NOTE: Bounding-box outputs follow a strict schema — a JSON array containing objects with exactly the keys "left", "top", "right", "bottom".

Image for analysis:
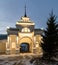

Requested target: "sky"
[{"left": 0, "top": 0, "right": 58, "bottom": 34}]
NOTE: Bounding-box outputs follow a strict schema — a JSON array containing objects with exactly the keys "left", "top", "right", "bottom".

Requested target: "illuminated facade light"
[
  {"left": 22, "top": 27, "right": 30, "bottom": 32},
  {"left": 36, "top": 44, "right": 39, "bottom": 47}
]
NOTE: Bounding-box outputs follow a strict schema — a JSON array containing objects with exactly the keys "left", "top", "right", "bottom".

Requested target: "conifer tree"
[{"left": 42, "top": 11, "right": 58, "bottom": 59}]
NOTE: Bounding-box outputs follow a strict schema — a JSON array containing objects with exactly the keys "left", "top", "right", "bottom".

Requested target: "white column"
[
  {"left": 16, "top": 36, "right": 19, "bottom": 49},
  {"left": 34, "top": 37, "right": 36, "bottom": 43},
  {"left": 16, "top": 36, "right": 19, "bottom": 54},
  {"left": 6, "top": 36, "right": 10, "bottom": 54},
  {"left": 8, "top": 36, "right": 11, "bottom": 43},
  {"left": 7, "top": 36, "right": 10, "bottom": 48},
  {"left": 34, "top": 37, "right": 36, "bottom": 47}
]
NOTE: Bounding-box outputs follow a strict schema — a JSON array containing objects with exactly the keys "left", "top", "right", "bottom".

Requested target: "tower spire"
[{"left": 24, "top": 4, "right": 27, "bottom": 17}]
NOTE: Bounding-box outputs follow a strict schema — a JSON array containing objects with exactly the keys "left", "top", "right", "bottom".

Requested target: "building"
[
  {"left": 0, "top": 6, "right": 42, "bottom": 56},
  {"left": 6, "top": 13, "right": 43, "bottom": 56}
]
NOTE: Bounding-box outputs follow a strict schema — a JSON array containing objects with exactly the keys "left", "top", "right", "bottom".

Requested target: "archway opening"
[{"left": 20, "top": 43, "right": 29, "bottom": 53}]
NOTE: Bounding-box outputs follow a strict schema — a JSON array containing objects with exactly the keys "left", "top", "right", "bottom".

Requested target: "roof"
[
  {"left": 7, "top": 28, "right": 19, "bottom": 31},
  {"left": 34, "top": 29, "right": 44, "bottom": 35},
  {"left": 7, "top": 28, "right": 19, "bottom": 35}
]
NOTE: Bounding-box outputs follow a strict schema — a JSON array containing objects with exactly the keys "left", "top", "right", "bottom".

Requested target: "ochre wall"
[
  {"left": 36, "top": 35, "right": 43, "bottom": 44},
  {"left": 9, "top": 35, "right": 17, "bottom": 42},
  {"left": 0, "top": 40, "right": 6, "bottom": 54}
]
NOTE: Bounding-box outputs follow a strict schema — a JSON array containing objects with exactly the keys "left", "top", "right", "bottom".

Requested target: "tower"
[{"left": 16, "top": 5, "right": 35, "bottom": 53}]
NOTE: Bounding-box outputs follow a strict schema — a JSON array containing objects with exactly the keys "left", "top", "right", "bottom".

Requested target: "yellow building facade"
[
  {"left": 6, "top": 12, "right": 43, "bottom": 56},
  {"left": 0, "top": 40, "right": 6, "bottom": 54}
]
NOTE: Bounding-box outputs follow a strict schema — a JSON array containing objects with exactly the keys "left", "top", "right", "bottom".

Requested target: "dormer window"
[{"left": 21, "top": 27, "right": 30, "bottom": 32}]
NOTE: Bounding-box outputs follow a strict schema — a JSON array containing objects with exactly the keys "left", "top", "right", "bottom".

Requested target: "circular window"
[{"left": 21, "top": 27, "right": 30, "bottom": 32}]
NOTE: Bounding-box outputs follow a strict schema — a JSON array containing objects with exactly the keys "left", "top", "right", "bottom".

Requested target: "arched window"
[{"left": 21, "top": 27, "right": 30, "bottom": 32}]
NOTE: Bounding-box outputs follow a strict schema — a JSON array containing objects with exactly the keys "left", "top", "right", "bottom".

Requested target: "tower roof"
[
  {"left": 24, "top": 4, "right": 27, "bottom": 17},
  {"left": 16, "top": 4, "right": 35, "bottom": 25}
]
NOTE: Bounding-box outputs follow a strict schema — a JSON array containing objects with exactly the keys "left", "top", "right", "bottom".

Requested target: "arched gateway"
[
  {"left": 20, "top": 43, "right": 29, "bottom": 53},
  {"left": 19, "top": 37, "right": 33, "bottom": 53}
]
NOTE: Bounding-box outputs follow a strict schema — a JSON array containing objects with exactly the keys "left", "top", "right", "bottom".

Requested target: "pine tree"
[{"left": 42, "top": 11, "right": 58, "bottom": 59}]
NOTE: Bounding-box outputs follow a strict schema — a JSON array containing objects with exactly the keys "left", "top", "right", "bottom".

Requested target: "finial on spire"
[{"left": 24, "top": 4, "right": 27, "bottom": 17}]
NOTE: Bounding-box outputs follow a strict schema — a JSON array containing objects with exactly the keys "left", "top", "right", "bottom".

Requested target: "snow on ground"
[
  {"left": 0, "top": 54, "right": 34, "bottom": 65},
  {"left": 0, "top": 54, "right": 58, "bottom": 65}
]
